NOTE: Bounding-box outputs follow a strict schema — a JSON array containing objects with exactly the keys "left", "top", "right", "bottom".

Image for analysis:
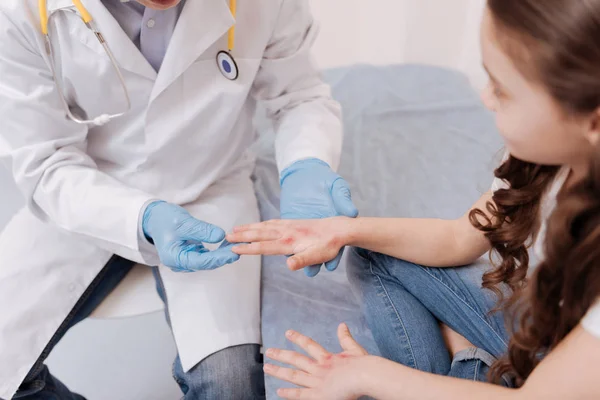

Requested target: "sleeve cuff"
[
  {"left": 137, "top": 198, "right": 162, "bottom": 266},
  {"left": 277, "top": 147, "right": 339, "bottom": 175}
]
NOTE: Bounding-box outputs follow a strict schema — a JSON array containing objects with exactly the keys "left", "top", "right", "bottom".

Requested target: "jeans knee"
[
  {"left": 346, "top": 247, "right": 401, "bottom": 281},
  {"left": 346, "top": 247, "right": 373, "bottom": 293},
  {"left": 347, "top": 248, "right": 427, "bottom": 296},
  {"left": 346, "top": 247, "right": 396, "bottom": 300},
  {"left": 176, "top": 344, "right": 265, "bottom": 400}
]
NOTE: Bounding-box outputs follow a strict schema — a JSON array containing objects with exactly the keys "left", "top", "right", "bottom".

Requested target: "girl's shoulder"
[{"left": 582, "top": 300, "right": 600, "bottom": 339}]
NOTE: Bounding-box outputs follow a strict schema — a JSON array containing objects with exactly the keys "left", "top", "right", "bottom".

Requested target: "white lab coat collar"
[
  {"left": 46, "top": 0, "right": 75, "bottom": 11},
  {"left": 46, "top": 0, "right": 234, "bottom": 102},
  {"left": 149, "top": 0, "right": 234, "bottom": 102},
  {"left": 46, "top": 0, "right": 157, "bottom": 80}
]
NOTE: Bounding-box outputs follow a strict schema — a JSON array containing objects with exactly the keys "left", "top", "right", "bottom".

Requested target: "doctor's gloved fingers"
[
  {"left": 162, "top": 243, "right": 205, "bottom": 272},
  {"left": 217, "top": 239, "right": 236, "bottom": 251},
  {"left": 324, "top": 248, "right": 344, "bottom": 272},
  {"left": 175, "top": 246, "right": 239, "bottom": 271},
  {"left": 182, "top": 252, "right": 239, "bottom": 271},
  {"left": 179, "top": 219, "right": 226, "bottom": 244},
  {"left": 212, "top": 239, "right": 248, "bottom": 256},
  {"left": 304, "top": 265, "right": 322, "bottom": 277},
  {"left": 331, "top": 179, "right": 358, "bottom": 218},
  {"left": 207, "top": 246, "right": 242, "bottom": 266}
]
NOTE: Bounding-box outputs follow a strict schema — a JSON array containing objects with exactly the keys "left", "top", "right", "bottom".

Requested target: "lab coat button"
[{"left": 147, "top": 19, "right": 156, "bottom": 28}]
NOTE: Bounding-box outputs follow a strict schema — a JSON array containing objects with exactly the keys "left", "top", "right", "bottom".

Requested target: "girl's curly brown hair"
[{"left": 469, "top": 0, "right": 600, "bottom": 387}]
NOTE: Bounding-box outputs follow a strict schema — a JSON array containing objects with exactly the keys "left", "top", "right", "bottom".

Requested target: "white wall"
[{"left": 309, "top": 0, "right": 487, "bottom": 88}]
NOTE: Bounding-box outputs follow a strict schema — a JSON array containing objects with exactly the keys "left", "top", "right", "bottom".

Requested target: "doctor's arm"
[
  {"left": 251, "top": 0, "right": 357, "bottom": 276},
  {"left": 251, "top": 0, "right": 342, "bottom": 173},
  {"left": 0, "top": 11, "right": 156, "bottom": 264},
  {"left": 0, "top": 10, "right": 236, "bottom": 271}
]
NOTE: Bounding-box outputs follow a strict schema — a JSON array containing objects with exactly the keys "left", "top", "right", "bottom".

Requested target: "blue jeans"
[
  {"left": 346, "top": 248, "right": 511, "bottom": 385},
  {"left": 13, "top": 256, "right": 266, "bottom": 400}
]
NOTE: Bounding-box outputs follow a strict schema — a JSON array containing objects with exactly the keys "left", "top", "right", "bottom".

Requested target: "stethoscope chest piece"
[{"left": 216, "top": 51, "right": 239, "bottom": 81}]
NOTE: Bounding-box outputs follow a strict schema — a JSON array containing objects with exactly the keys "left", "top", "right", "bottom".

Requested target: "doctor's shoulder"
[{"left": 0, "top": 0, "right": 47, "bottom": 55}]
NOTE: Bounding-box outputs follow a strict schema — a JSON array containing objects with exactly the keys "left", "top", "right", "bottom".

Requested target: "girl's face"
[{"left": 479, "top": 9, "right": 596, "bottom": 173}]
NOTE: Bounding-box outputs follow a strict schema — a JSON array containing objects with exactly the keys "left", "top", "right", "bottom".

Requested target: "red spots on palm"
[
  {"left": 281, "top": 237, "right": 294, "bottom": 245},
  {"left": 321, "top": 354, "right": 334, "bottom": 369},
  {"left": 296, "top": 227, "right": 312, "bottom": 236}
]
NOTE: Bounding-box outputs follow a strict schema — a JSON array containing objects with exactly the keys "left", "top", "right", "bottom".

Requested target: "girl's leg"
[
  {"left": 448, "top": 347, "right": 500, "bottom": 383},
  {"left": 347, "top": 248, "right": 510, "bottom": 383},
  {"left": 346, "top": 248, "right": 452, "bottom": 375}
]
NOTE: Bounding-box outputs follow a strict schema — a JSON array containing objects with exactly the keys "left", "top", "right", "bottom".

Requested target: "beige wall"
[{"left": 309, "top": 0, "right": 487, "bottom": 88}]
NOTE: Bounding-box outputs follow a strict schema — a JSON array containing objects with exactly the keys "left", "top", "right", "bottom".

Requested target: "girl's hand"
[
  {"left": 226, "top": 217, "right": 352, "bottom": 271},
  {"left": 264, "top": 323, "right": 371, "bottom": 400}
]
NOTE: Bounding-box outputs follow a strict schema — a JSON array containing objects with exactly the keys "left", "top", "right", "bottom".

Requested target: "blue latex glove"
[
  {"left": 142, "top": 201, "right": 239, "bottom": 272},
  {"left": 280, "top": 158, "right": 358, "bottom": 277}
]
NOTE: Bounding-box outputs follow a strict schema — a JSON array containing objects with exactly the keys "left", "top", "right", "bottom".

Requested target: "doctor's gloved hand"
[
  {"left": 279, "top": 158, "right": 358, "bottom": 277},
  {"left": 142, "top": 201, "right": 239, "bottom": 272}
]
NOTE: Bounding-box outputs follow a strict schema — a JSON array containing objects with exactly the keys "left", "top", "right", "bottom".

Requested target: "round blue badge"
[{"left": 216, "top": 51, "right": 239, "bottom": 80}]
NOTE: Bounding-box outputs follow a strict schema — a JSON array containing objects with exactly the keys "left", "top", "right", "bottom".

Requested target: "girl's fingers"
[
  {"left": 226, "top": 229, "right": 281, "bottom": 243},
  {"left": 277, "top": 388, "right": 315, "bottom": 400},
  {"left": 285, "top": 330, "right": 331, "bottom": 362},
  {"left": 337, "top": 323, "right": 368, "bottom": 355},
  {"left": 231, "top": 240, "right": 293, "bottom": 255},
  {"left": 232, "top": 219, "right": 281, "bottom": 233},
  {"left": 263, "top": 364, "right": 319, "bottom": 388},
  {"left": 265, "top": 348, "right": 319, "bottom": 374},
  {"left": 288, "top": 250, "right": 332, "bottom": 271},
  {"left": 232, "top": 223, "right": 262, "bottom": 233}
]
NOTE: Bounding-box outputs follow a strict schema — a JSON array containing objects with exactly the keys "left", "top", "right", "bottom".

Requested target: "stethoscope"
[
  {"left": 39, "top": 0, "right": 239, "bottom": 126},
  {"left": 218, "top": 0, "right": 239, "bottom": 81}
]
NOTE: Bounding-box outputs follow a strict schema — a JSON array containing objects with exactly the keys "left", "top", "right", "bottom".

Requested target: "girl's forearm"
[
  {"left": 359, "top": 356, "right": 521, "bottom": 400},
  {"left": 343, "top": 217, "right": 488, "bottom": 267}
]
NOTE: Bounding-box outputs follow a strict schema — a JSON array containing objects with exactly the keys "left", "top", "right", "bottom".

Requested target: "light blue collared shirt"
[{"left": 101, "top": 0, "right": 186, "bottom": 71}]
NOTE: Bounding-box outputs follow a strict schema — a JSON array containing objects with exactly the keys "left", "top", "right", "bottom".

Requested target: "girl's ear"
[{"left": 585, "top": 108, "right": 600, "bottom": 146}]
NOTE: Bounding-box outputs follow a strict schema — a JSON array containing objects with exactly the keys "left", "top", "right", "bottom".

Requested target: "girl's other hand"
[{"left": 264, "top": 323, "right": 371, "bottom": 400}]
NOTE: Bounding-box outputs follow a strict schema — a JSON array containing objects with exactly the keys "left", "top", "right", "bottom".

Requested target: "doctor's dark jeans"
[
  {"left": 346, "top": 247, "right": 513, "bottom": 386},
  {"left": 12, "top": 256, "right": 266, "bottom": 400}
]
